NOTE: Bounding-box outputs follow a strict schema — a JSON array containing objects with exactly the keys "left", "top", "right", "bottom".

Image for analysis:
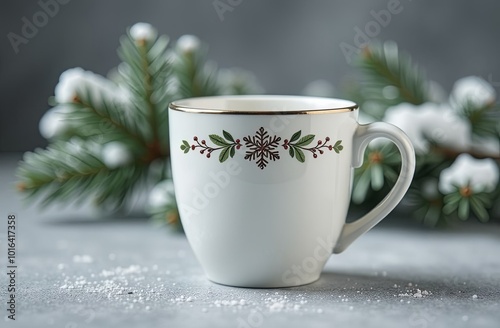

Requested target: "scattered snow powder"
[
  {"left": 269, "top": 302, "right": 285, "bottom": 312},
  {"left": 397, "top": 288, "right": 432, "bottom": 298}
]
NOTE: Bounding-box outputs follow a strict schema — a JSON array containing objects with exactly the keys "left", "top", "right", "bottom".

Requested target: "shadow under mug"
[{"left": 169, "top": 95, "right": 415, "bottom": 288}]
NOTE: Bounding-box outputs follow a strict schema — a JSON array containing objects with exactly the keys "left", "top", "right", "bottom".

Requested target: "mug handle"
[{"left": 333, "top": 122, "right": 416, "bottom": 254}]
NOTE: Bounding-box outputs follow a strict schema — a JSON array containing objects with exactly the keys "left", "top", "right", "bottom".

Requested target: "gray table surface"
[{"left": 0, "top": 154, "right": 499, "bottom": 328}]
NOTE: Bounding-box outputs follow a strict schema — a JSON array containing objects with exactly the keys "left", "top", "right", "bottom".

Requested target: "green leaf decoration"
[
  {"left": 295, "top": 134, "right": 315, "bottom": 147},
  {"left": 181, "top": 140, "right": 190, "bottom": 153},
  {"left": 185, "top": 130, "right": 344, "bottom": 166},
  {"left": 180, "top": 143, "right": 190, "bottom": 153},
  {"left": 209, "top": 134, "right": 230, "bottom": 147},
  {"left": 333, "top": 140, "right": 343, "bottom": 154},
  {"left": 290, "top": 131, "right": 301, "bottom": 143},
  {"left": 219, "top": 146, "right": 231, "bottom": 163},
  {"left": 223, "top": 130, "right": 234, "bottom": 142},
  {"left": 295, "top": 147, "right": 305, "bottom": 163}
]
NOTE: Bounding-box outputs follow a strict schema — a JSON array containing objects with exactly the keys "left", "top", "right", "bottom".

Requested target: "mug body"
[{"left": 169, "top": 95, "right": 359, "bottom": 287}]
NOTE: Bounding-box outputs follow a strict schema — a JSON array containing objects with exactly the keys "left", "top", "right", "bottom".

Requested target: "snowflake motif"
[
  {"left": 243, "top": 127, "right": 281, "bottom": 169},
  {"left": 181, "top": 128, "right": 343, "bottom": 169}
]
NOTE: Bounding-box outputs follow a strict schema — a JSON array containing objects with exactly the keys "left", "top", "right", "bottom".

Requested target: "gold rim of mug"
[{"left": 169, "top": 96, "right": 359, "bottom": 115}]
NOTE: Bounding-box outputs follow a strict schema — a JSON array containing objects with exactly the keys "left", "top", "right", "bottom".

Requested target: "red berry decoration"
[{"left": 183, "top": 131, "right": 344, "bottom": 167}]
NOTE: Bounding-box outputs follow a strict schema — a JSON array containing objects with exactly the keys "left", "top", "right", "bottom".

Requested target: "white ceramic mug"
[{"left": 169, "top": 95, "right": 415, "bottom": 288}]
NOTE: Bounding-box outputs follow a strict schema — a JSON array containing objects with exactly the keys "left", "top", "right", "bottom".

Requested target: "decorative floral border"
[{"left": 180, "top": 127, "right": 343, "bottom": 169}]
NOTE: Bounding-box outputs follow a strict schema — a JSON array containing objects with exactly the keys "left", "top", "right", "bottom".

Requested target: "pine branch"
[
  {"left": 458, "top": 101, "right": 500, "bottom": 139},
  {"left": 358, "top": 41, "right": 429, "bottom": 107},
  {"left": 492, "top": 182, "right": 500, "bottom": 221},
  {"left": 17, "top": 142, "right": 147, "bottom": 208},
  {"left": 17, "top": 26, "right": 175, "bottom": 211},
  {"left": 430, "top": 144, "right": 500, "bottom": 161},
  {"left": 407, "top": 188, "right": 445, "bottom": 227},
  {"left": 347, "top": 39, "right": 500, "bottom": 227},
  {"left": 66, "top": 90, "right": 147, "bottom": 151},
  {"left": 18, "top": 24, "right": 263, "bottom": 220},
  {"left": 174, "top": 44, "right": 220, "bottom": 98},
  {"left": 442, "top": 186, "right": 494, "bottom": 223},
  {"left": 352, "top": 143, "right": 400, "bottom": 204},
  {"left": 148, "top": 191, "right": 182, "bottom": 231},
  {"left": 118, "top": 33, "right": 172, "bottom": 158}
]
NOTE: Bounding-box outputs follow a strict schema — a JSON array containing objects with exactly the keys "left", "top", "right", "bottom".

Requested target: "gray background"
[{"left": 1, "top": 0, "right": 499, "bottom": 152}]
